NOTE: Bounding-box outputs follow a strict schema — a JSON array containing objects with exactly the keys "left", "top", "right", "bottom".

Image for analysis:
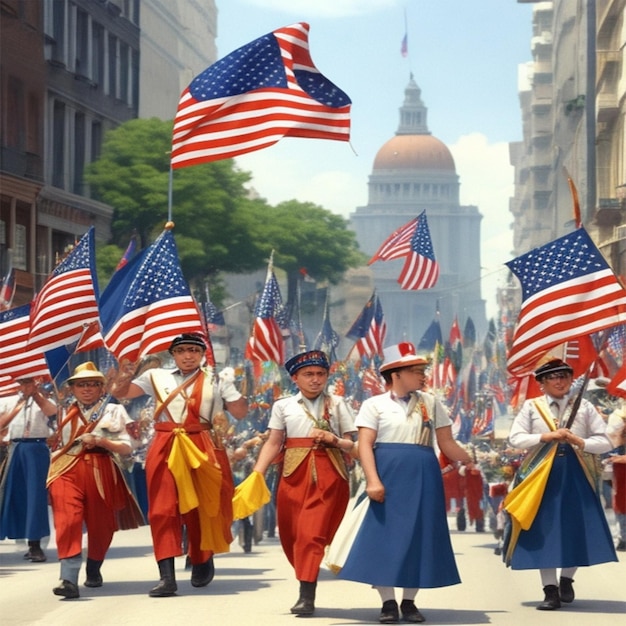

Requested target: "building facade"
[{"left": 350, "top": 76, "right": 486, "bottom": 347}]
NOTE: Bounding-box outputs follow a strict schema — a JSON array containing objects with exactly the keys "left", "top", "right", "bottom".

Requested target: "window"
[
  {"left": 75, "top": 9, "right": 89, "bottom": 77},
  {"left": 52, "top": 100, "right": 65, "bottom": 188},
  {"left": 108, "top": 34, "right": 117, "bottom": 97},
  {"left": 73, "top": 112, "right": 85, "bottom": 195},
  {"left": 13, "top": 224, "right": 27, "bottom": 271},
  {"left": 92, "top": 23, "right": 104, "bottom": 88}
]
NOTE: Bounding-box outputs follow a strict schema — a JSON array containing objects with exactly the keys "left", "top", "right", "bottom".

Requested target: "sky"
[{"left": 214, "top": 0, "right": 535, "bottom": 319}]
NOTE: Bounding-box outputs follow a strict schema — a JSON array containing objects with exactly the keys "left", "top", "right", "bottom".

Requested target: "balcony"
[{"left": 595, "top": 197, "right": 624, "bottom": 226}]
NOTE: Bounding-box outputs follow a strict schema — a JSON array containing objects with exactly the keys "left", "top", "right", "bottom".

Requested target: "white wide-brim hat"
[{"left": 380, "top": 342, "right": 429, "bottom": 373}]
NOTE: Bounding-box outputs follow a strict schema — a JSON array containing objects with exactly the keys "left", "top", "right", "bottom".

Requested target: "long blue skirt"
[
  {"left": 339, "top": 443, "right": 461, "bottom": 588},
  {"left": 0, "top": 441, "right": 50, "bottom": 540},
  {"left": 510, "top": 445, "right": 617, "bottom": 570}
]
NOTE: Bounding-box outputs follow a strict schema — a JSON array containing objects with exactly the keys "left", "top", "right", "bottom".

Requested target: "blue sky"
[{"left": 214, "top": 0, "right": 535, "bottom": 317}]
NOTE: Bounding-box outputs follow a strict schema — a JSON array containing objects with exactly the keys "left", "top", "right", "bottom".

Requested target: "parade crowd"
[{"left": 1, "top": 334, "right": 624, "bottom": 623}]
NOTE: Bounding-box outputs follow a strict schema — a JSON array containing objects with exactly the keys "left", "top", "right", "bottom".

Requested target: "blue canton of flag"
[
  {"left": 100, "top": 228, "right": 204, "bottom": 363},
  {"left": 505, "top": 227, "right": 626, "bottom": 375},
  {"left": 171, "top": 22, "right": 351, "bottom": 168}
]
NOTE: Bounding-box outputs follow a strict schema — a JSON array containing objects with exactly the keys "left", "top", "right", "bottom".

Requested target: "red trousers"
[
  {"left": 145, "top": 429, "right": 234, "bottom": 563},
  {"left": 277, "top": 441, "right": 349, "bottom": 582},
  {"left": 614, "top": 463, "right": 626, "bottom": 515},
  {"left": 49, "top": 452, "right": 122, "bottom": 560}
]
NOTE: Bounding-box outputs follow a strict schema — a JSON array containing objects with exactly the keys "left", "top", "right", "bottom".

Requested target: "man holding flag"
[
  {"left": 504, "top": 358, "right": 617, "bottom": 611},
  {"left": 112, "top": 332, "right": 247, "bottom": 597}
]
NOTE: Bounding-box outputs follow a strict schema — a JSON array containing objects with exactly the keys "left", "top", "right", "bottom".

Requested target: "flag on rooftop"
[
  {"left": 99, "top": 227, "right": 204, "bottom": 364},
  {"left": 401, "top": 33, "right": 408, "bottom": 58},
  {"left": 115, "top": 231, "right": 140, "bottom": 271},
  {"left": 369, "top": 212, "right": 439, "bottom": 290},
  {"left": 245, "top": 263, "right": 285, "bottom": 365},
  {"left": 505, "top": 227, "right": 626, "bottom": 375},
  {"left": 0, "top": 304, "right": 50, "bottom": 381},
  {"left": 28, "top": 228, "right": 99, "bottom": 352},
  {"left": 0, "top": 266, "right": 16, "bottom": 311},
  {"left": 171, "top": 22, "right": 351, "bottom": 168},
  {"left": 346, "top": 292, "right": 387, "bottom": 359}
]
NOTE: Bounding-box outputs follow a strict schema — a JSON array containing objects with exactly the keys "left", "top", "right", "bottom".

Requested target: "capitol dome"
[{"left": 373, "top": 134, "right": 456, "bottom": 172}]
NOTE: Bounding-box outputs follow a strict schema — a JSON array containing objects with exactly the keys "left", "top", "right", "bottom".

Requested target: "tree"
[
  {"left": 247, "top": 200, "right": 366, "bottom": 310},
  {"left": 85, "top": 118, "right": 267, "bottom": 289}
]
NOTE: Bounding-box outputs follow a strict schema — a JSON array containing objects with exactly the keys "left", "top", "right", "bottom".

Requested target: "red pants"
[
  {"left": 145, "top": 430, "right": 234, "bottom": 563},
  {"left": 49, "top": 452, "right": 120, "bottom": 560},
  {"left": 277, "top": 442, "right": 349, "bottom": 582},
  {"left": 614, "top": 463, "right": 626, "bottom": 515}
]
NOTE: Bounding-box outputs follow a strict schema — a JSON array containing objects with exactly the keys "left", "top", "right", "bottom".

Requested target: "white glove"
[{"left": 218, "top": 367, "right": 241, "bottom": 403}]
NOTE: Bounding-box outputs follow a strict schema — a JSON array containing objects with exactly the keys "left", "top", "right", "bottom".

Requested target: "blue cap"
[{"left": 285, "top": 350, "right": 330, "bottom": 376}]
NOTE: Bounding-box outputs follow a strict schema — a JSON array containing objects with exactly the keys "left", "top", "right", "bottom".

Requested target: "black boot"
[
  {"left": 559, "top": 576, "right": 575, "bottom": 603},
  {"left": 149, "top": 558, "right": 177, "bottom": 597},
  {"left": 290, "top": 580, "right": 316, "bottom": 615},
  {"left": 190, "top": 556, "right": 215, "bottom": 588},
  {"left": 84, "top": 558, "right": 103, "bottom": 587},
  {"left": 25, "top": 540, "right": 47, "bottom": 562},
  {"left": 456, "top": 508, "right": 467, "bottom": 531},
  {"left": 537, "top": 585, "right": 561, "bottom": 610}
]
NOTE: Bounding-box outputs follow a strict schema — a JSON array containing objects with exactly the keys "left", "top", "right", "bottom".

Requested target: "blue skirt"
[
  {"left": 510, "top": 445, "right": 617, "bottom": 570},
  {"left": 338, "top": 443, "right": 461, "bottom": 588}
]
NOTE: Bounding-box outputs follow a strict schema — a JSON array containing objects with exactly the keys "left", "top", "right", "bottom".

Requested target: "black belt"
[{"left": 11, "top": 438, "right": 48, "bottom": 443}]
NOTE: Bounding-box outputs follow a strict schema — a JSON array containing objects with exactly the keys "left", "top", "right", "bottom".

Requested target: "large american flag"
[
  {"left": 99, "top": 228, "right": 204, "bottom": 363},
  {"left": 369, "top": 212, "right": 439, "bottom": 290},
  {"left": 346, "top": 292, "right": 387, "bottom": 358},
  {"left": 506, "top": 227, "right": 626, "bottom": 375},
  {"left": 171, "top": 22, "right": 351, "bottom": 168},
  {"left": 245, "top": 269, "right": 285, "bottom": 365},
  {"left": 0, "top": 304, "right": 50, "bottom": 380},
  {"left": 28, "top": 228, "right": 99, "bottom": 352}
]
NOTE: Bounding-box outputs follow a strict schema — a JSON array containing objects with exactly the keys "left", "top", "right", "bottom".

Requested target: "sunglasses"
[
  {"left": 73, "top": 381, "right": 102, "bottom": 388},
  {"left": 172, "top": 347, "right": 204, "bottom": 354}
]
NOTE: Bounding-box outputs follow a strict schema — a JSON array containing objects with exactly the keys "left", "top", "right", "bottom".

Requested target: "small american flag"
[
  {"left": 0, "top": 304, "right": 50, "bottom": 380},
  {"left": 346, "top": 292, "right": 387, "bottom": 359},
  {"left": 313, "top": 297, "right": 339, "bottom": 363},
  {"left": 245, "top": 269, "right": 285, "bottom": 365},
  {"left": 0, "top": 267, "right": 16, "bottom": 311},
  {"left": 506, "top": 227, "right": 626, "bottom": 375},
  {"left": 369, "top": 212, "right": 439, "bottom": 290},
  {"left": 171, "top": 22, "right": 351, "bottom": 168},
  {"left": 99, "top": 228, "right": 204, "bottom": 363},
  {"left": 28, "top": 228, "right": 100, "bottom": 352}
]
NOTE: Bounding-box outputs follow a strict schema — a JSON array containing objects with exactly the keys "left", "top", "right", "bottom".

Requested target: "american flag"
[
  {"left": 115, "top": 232, "right": 139, "bottom": 271},
  {"left": 171, "top": 22, "right": 351, "bottom": 168},
  {"left": 369, "top": 212, "right": 439, "bottom": 290},
  {"left": 506, "top": 227, "right": 626, "bottom": 375},
  {"left": 0, "top": 304, "right": 50, "bottom": 380},
  {"left": 245, "top": 268, "right": 285, "bottom": 365},
  {"left": 0, "top": 267, "right": 16, "bottom": 311},
  {"left": 401, "top": 33, "right": 408, "bottom": 58},
  {"left": 346, "top": 292, "right": 387, "bottom": 359},
  {"left": 28, "top": 228, "right": 99, "bottom": 352},
  {"left": 99, "top": 228, "right": 205, "bottom": 363}
]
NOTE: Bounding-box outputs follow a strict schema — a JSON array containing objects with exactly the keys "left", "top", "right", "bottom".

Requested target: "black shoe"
[
  {"left": 190, "top": 557, "right": 215, "bottom": 588},
  {"left": 616, "top": 539, "right": 626, "bottom": 552},
  {"left": 290, "top": 581, "right": 316, "bottom": 616},
  {"left": 537, "top": 585, "right": 560, "bottom": 610},
  {"left": 400, "top": 600, "right": 425, "bottom": 623},
  {"left": 28, "top": 547, "right": 47, "bottom": 562},
  {"left": 84, "top": 558, "right": 103, "bottom": 587},
  {"left": 379, "top": 600, "right": 399, "bottom": 623},
  {"left": 559, "top": 577, "right": 575, "bottom": 603},
  {"left": 53, "top": 579, "right": 80, "bottom": 599}
]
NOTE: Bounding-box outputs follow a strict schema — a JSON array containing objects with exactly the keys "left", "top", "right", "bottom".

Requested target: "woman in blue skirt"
[{"left": 338, "top": 342, "right": 473, "bottom": 623}]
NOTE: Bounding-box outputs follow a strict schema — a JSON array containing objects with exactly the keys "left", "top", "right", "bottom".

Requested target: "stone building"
[{"left": 350, "top": 76, "right": 486, "bottom": 346}]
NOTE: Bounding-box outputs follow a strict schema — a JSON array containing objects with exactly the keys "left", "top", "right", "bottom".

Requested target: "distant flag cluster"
[
  {"left": 506, "top": 227, "right": 626, "bottom": 375},
  {"left": 369, "top": 211, "right": 439, "bottom": 290},
  {"left": 171, "top": 22, "right": 351, "bottom": 168}
]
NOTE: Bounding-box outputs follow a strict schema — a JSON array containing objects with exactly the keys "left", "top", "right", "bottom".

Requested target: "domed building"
[{"left": 350, "top": 75, "right": 486, "bottom": 346}]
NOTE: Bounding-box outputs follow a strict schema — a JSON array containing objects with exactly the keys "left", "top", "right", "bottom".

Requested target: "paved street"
[{"left": 1, "top": 509, "right": 624, "bottom": 626}]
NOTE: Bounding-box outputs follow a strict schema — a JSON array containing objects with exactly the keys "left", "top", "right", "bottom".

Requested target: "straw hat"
[
  {"left": 66, "top": 361, "right": 106, "bottom": 383},
  {"left": 379, "top": 342, "right": 429, "bottom": 373}
]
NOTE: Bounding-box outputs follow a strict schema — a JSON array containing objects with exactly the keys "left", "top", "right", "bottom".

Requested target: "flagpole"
[{"left": 167, "top": 164, "right": 173, "bottom": 223}]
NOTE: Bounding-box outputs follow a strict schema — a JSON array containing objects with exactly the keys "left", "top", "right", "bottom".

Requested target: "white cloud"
[{"left": 242, "top": 0, "right": 398, "bottom": 18}]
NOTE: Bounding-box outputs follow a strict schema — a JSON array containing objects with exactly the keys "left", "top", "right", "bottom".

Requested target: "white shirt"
[{"left": 356, "top": 390, "right": 451, "bottom": 444}]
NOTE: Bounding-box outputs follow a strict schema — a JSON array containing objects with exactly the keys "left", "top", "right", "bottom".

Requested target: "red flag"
[
  {"left": 245, "top": 267, "right": 285, "bottom": 365},
  {"left": 369, "top": 213, "right": 438, "bottom": 290},
  {"left": 607, "top": 360, "right": 626, "bottom": 398},
  {"left": 171, "top": 22, "right": 351, "bottom": 168},
  {"left": 505, "top": 228, "right": 626, "bottom": 375},
  {"left": 28, "top": 228, "right": 99, "bottom": 352}
]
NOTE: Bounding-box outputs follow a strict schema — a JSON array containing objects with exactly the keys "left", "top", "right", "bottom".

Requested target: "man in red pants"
[
  {"left": 252, "top": 350, "right": 356, "bottom": 616},
  {"left": 113, "top": 333, "right": 247, "bottom": 597},
  {"left": 48, "top": 362, "right": 143, "bottom": 599}
]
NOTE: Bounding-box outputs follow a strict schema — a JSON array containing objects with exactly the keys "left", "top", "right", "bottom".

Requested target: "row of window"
[{"left": 370, "top": 183, "right": 457, "bottom": 201}]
